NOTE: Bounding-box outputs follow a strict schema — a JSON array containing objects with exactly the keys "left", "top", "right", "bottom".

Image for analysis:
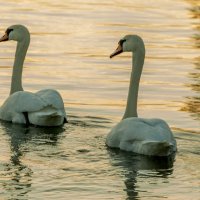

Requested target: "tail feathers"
[
  {"left": 28, "top": 107, "right": 65, "bottom": 126},
  {"left": 142, "top": 140, "right": 174, "bottom": 156},
  {"left": 36, "top": 111, "right": 62, "bottom": 118}
]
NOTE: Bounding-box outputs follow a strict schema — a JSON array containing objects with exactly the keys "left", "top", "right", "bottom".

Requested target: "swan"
[
  {"left": 106, "top": 35, "right": 177, "bottom": 156},
  {"left": 0, "top": 24, "right": 67, "bottom": 126}
]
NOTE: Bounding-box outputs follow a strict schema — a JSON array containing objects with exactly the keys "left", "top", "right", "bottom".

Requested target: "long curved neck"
[
  {"left": 10, "top": 38, "right": 29, "bottom": 95},
  {"left": 122, "top": 49, "right": 145, "bottom": 119}
]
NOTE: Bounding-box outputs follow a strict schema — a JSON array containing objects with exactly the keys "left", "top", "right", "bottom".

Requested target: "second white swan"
[
  {"left": 106, "top": 35, "right": 177, "bottom": 156},
  {"left": 0, "top": 24, "right": 67, "bottom": 126}
]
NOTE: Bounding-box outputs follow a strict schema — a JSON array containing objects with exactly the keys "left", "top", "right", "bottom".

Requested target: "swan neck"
[
  {"left": 10, "top": 38, "right": 30, "bottom": 95},
  {"left": 123, "top": 49, "right": 145, "bottom": 119}
]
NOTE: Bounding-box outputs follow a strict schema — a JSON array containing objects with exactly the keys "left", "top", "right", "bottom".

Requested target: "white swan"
[
  {"left": 0, "top": 24, "right": 67, "bottom": 126},
  {"left": 106, "top": 35, "right": 177, "bottom": 156}
]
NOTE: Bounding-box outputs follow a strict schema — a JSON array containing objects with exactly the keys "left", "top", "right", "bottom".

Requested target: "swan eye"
[
  {"left": 119, "top": 39, "right": 126, "bottom": 46},
  {"left": 6, "top": 28, "right": 13, "bottom": 35}
]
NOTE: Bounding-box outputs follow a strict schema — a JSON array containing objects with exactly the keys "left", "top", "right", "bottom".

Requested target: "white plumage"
[
  {"left": 106, "top": 35, "right": 177, "bottom": 156},
  {"left": 106, "top": 117, "right": 176, "bottom": 156},
  {"left": 0, "top": 25, "right": 67, "bottom": 126}
]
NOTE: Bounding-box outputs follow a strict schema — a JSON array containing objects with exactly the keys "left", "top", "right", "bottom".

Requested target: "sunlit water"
[{"left": 0, "top": 0, "right": 199, "bottom": 199}]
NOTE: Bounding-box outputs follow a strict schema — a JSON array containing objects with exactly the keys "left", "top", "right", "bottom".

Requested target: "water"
[{"left": 0, "top": 0, "right": 199, "bottom": 199}]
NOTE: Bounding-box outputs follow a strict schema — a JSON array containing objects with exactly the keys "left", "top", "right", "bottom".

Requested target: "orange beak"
[
  {"left": 110, "top": 43, "right": 123, "bottom": 58},
  {"left": 0, "top": 32, "right": 9, "bottom": 42}
]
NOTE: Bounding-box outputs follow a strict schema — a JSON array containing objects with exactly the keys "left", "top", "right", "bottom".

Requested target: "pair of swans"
[{"left": 0, "top": 24, "right": 177, "bottom": 156}]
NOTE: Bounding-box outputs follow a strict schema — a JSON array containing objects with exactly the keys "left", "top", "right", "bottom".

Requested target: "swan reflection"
[
  {"left": 107, "top": 148, "right": 175, "bottom": 199},
  {"left": 0, "top": 121, "right": 65, "bottom": 199}
]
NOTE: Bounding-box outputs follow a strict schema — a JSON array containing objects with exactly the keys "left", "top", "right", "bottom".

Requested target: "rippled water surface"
[{"left": 0, "top": 0, "right": 199, "bottom": 199}]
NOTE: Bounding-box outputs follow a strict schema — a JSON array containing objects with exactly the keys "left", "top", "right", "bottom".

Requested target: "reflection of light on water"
[{"left": 181, "top": 2, "right": 200, "bottom": 123}]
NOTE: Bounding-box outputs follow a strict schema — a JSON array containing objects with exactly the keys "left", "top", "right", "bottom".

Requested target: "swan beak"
[
  {"left": 0, "top": 33, "right": 9, "bottom": 42},
  {"left": 110, "top": 44, "right": 123, "bottom": 58}
]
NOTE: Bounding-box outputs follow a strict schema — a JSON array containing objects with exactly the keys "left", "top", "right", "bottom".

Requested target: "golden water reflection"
[{"left": 182, "top": 1, "right": 200, "bottom": 122}]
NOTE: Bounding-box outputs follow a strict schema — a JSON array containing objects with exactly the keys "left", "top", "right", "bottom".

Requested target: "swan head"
[
  {"left": 0, "top": 24, "right": 30, "bottom": 43},
  {"left": 110, "top": 35, "right": 145, "bottom": 58}
]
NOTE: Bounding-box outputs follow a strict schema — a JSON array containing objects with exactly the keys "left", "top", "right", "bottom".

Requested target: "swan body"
[
  {"left": 106, "top": 35, "right": 177, "bottom": 156},
  {"left": 106, "top": 117, "right": 176, "bottom": 156},
  {"left": 0, "top": 25, "right": 67, "bottom": 126},
  {"left": 0, "top": 89, "right": 66, "bottom": 126}
]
